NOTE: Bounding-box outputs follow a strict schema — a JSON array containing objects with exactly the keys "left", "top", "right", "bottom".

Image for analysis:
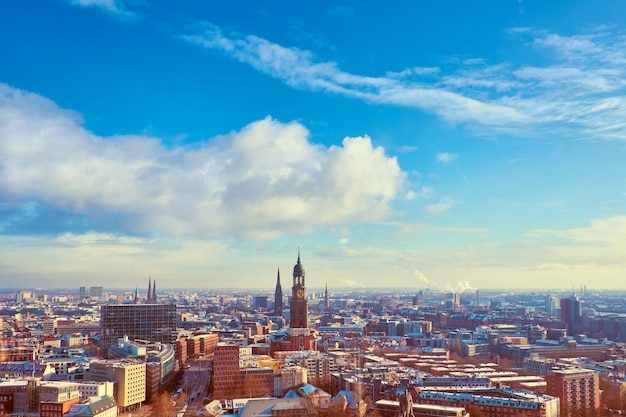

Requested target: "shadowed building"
[{"left": 560, "top": 296, "right": 583, "bottom": 336}]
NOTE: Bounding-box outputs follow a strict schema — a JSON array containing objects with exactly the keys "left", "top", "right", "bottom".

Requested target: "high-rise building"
[
  {"left": 560, "top": 296, "right": 583, "bottom": 336},
  {"left": 100, "top": 304, "right": 176, "bottom": 358},
  {"left": 291, "top": 248, "right": 308, "bottom": 328},
  {"left": 545, "top": 295, "right": 559, "bottom": 314},
  {"left": 16, "top": 290, "right": 34, "bottom": 303},
  {"left": 253, "top": 296, "right": 268, "bottom": 309},
  {"left": 79, "top": 287, "right": 86, "bottom": 300},
  {"left": 546, "top": 368, "right": 600, "bottom": 414},
  {"left": 213, "top": 343, "right": 241, "bottom": 399},
  {"left": 89, "top": 287, "right": 104, "bottom": 298},
  {"left": 273, "top": 269, "right": 283, "bottom": 317}
]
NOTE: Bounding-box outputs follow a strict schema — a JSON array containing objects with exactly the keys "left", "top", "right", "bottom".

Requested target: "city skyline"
[{"left": 2, "top": 1, "right": 626, "bottom": 289}]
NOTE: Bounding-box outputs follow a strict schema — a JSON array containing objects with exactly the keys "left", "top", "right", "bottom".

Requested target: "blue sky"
[{"left": 2, "top": 1, "right": 626, "bottom": 291}]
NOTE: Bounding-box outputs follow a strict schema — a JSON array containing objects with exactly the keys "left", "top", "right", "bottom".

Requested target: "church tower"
[
  {"left": 273, "top": 269, "right": 283, "bottom": 317},
  {"left": 290, "top": 248, "right": 308, "bottom": 328},
  {"left": 324, "top": 282, "right": 330, "bottom": 310},
  {"left": 147, "top": 277, "right": 153, "bottom": 303}
]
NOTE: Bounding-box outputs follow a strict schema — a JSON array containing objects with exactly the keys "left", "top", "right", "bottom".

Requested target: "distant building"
[
  {"left": 16, "top": 290, "right": 34, "bottom": 303},
  {"left": 89, "top": 287, "right": 104, "bottom": 298},
  {"left": 253, "top": 296, "right": 268, "bottom": 309},
  {"left": 545, "top": 295, "right": 559, "bottom": 314},
  {"left": 560, "top": 296, "right": 583, "bottom": 336}
]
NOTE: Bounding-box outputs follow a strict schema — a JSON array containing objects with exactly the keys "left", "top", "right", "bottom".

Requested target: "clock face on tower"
[{"left": 297, "top": 289, "right": 304, "bottom": 298}]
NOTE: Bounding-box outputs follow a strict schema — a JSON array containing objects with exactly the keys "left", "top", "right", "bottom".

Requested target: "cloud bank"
[{"left": 0, "top": 84, "right": 405, "bottom": 240}]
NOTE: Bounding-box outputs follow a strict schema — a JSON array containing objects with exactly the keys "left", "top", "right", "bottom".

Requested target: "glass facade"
[{"left": 100, "top": 304, "right": 177, "bottom": 358}]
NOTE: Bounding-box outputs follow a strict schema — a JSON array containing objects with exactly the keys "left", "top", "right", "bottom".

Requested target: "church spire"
[
  {"left": 134, "top": 285, "right": 139, "bottom": 304},
  {"left": 152, "top": 280, "right": 157, "bottom": 303},
  {"left": 325, "top": 281, "right": 330, "bottom": 310},
  {"left": 274, "top": 268, "right": 283, "bottom": 317}
]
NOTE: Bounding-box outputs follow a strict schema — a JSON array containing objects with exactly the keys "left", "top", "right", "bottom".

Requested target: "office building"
[
  {"left": 253, "top": 296, "right": 268, "bottom": 309},
  {"left": 213, "top": 343, "right": 242, "bottom": 399},
  {"left": 100, "top": 304, "right": 177, "bottom": 358},
  {"left": 16, "top": 291, "right": 34, "bottom": 303},
  {"left": 545, "top": 295, "right": 559, "bottom": 314},
  {"left": 560, "top": 296, "right": 583, "bottom": 336},
  {"left": 90, "top": 287, "right": 104, "bottom": 298},
  {"left": 87, "top": 360, "right": 146, "bottom": 413}
]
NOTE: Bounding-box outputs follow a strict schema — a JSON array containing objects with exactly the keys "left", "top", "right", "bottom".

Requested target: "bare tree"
[{"left": 151, "top": 391, "right": 177, "bottom": 417}]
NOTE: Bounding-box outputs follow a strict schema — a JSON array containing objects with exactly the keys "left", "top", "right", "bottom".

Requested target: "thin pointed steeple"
[
  {"left": 152, "top": 280, "right": 157, "bottom": 303},
  {"left": 274, "top": 268, "right": 283, "bottom": 317},
  {"left": 134, "top": 285, "right": 139, "bottom": 304},
  {"left": 324, "top": 281, "right": 330, "bottom": 310}
]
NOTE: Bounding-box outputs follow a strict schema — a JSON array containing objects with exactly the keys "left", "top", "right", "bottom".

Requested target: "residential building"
[{"left": 546, "top": 368, "right": 600, "bottom": 414}]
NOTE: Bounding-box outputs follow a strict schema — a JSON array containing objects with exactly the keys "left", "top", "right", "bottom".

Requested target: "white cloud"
[
  {"left": 182, "top": 24, "right": 626, "bottom": 140},
  {"left": 181, "top": 24, "right": 527, "bottom": 130},
  {"left": 436, "top": 152, "right": 457, "bottom": 163},
  {"left": 525, "top": 216, "right": 626, "bottom": 245},
  {"left": 0, "top": 84, "right": 406, "bottom": 240},
  {"left": 68, "top": 0, "right": 133, "bottom": 17},
  {"left": 424, "top": 198, "right": 454, "bottom": 214},
  {"left": 405, "top": 185, "right": 434, "bottom": 201},
  {"left": 397, "top": 145, "right": 418, "bottom": 153}
]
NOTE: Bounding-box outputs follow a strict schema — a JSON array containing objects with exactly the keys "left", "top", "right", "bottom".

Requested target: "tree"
[
  {"left": 176, "top": 392, "right": 188, "bottom": 408},
  {"left": 600, "top": 376, "right": 625, "bottom": 414},
  {"left": 151, "top": 391, "right": 176, "bottom": 417}
]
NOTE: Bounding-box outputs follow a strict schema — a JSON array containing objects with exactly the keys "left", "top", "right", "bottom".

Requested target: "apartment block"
[{"left": 546, "top": 368, "right": 600, "bottom": 414}]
